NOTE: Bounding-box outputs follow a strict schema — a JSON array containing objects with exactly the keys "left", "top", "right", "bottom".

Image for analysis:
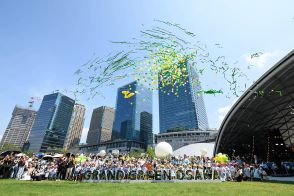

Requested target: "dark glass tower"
[
  {"left": 140, "top": 111, "right": 153, "bottom": 147},
  {"left": 28, "top": 93, "right": 75, "bottom": 153},
  {"left": 112, "top": 81, "right": 152, "bottom": 147},
  {"left": 159, "top": 63, "right": 208, "bottom": 133}
]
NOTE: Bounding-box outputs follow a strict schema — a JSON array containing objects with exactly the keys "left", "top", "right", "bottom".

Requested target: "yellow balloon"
[
  {"left": 122, "top": 90, "right": 129, "bottom": 95},
  {"left": 126, "top": 93, "right": 135, "bottom": 98}
]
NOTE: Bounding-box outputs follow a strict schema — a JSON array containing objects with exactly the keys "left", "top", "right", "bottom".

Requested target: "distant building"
[
  {"left": 155, "top": 129, "right": 218, "bottom": 151},
  {"left": 140, "top": 111, "right": 153, "bottom": 147},
  {"left": 86, "top": 106, "right": 115, "bottom": 145},
  {"left": 80, "top": 129, "right": 218, "bottom": 154},
  {"left": 0, "top": 105, "right": 36, "bottom": 149},
  {"left": 28, "top": 93, "right": 75, "bottom": 153},
  {"left": 63, "top": 103, "right": 86, "bottom": 150},
  {"left": 79, "top": 140, "right": 145, "bottom": 154},
  {"left": 159, "top": 62, "right": 208, "bottom": 133},
  {"left": 111, "top": 81, "right": 152, "bottom": 149}
]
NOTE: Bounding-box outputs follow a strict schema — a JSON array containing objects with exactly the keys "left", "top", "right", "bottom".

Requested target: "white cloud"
[
  {"left": 79, "top": 127, "right": 89, "bottom": 144},
  {"left": 217, "top": 99, "right": 237, "bottom": 124},
  {"left": 0, "top": 133, "right": 3, "bottom": 141},
  {"left": 244, "top": 50, "right": 280, "bottom": 68},
  {"left": 217, "top": 105, "right": 231, "bottom": 121}
]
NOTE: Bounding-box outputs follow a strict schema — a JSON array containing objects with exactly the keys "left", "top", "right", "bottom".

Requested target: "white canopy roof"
[{"left": 173, "top": 143, "right": 215, "bottom": 157}]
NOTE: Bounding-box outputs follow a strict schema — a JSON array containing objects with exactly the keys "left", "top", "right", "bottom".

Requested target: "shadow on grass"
[{"left": 260, "top": 180, "right": 294, "bottom": 185}]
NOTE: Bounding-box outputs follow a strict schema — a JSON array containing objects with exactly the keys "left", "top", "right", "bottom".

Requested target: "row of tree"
[{"left": 1, "top": 143, "right": 156, "bottom": 158}]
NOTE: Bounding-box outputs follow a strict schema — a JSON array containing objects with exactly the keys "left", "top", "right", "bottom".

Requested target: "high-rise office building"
[
  {"left": 0, "top": 105, "right": 36, "bottom": 149},
  {"left": 86, "top": 106, "right": 115, "bottom": 145},
  {"left": 28, "top": 93, "right": 75, "bottom": 153},
  {"left": 64, "top": 103, "right": 86, "bottom": 150},
  {"left": 140, "top": 111, "right": 153, "bottom": 147},
  {"left": 112, "top": 81, "right": 152, "bottom": 147},
  {"left": 159, "top": 63, "right": 208, "bottom": 133}
]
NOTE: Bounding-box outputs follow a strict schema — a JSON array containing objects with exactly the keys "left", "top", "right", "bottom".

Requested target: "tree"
[
  {"left": 129, "top": 150, "right": 142, "bottom": 158},
  {"left": 46, "top": 146, "right": 67, "bottom": 154},
  {"left": 22, "top": 150, "right": 34, "bottom": 157},
  {"left": 146, "top": 147, "right": 155, "bottom": 158},
  {"left": 0, "top": 143, "right": 21, "bottom": 152}
]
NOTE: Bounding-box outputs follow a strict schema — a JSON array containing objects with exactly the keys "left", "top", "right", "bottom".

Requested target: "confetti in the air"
[
  {"left": 74, "top": 20, "right": 250, "bottom": 99},
  {"left": 250, "top": 52, "right": 263, "bottom": 58}
]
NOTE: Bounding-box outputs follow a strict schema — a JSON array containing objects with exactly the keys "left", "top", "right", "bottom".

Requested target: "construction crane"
[
  {"left": 28, "top": 97, "right": 42, "bottom": 108},
  {"left": 52, "top": 89, "right": 60, "bottom": 93}
]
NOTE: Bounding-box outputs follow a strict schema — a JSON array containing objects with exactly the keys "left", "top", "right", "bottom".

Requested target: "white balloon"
[
  {"left": 99, "top": 150, "right": 106, "bottom": 156},
  {"left": 155, "top": 142, "right": 173, "bottom": 158}
]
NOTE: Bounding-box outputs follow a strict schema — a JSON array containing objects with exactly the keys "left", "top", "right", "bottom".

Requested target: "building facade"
[
  {"left": 0, "top": 105, "right": 36, "bottom": 149},
  {"left": 86, "top": 106, "right": 115, "bottom": 145},
  {"left": 28, "top": 93, "right": 75, "bottom": 153},
  {"left": 155, "top": 129, "right": 218, "bottom": 150},
  {"left": 140, "top": 111, "right": 153, "bottom": 147},
  {"left": 112, "top": 81, "right": 152, "bottom": 149},
  {"left": 79, "top": 140, "right": 145, "bottom": 154},
  {"left": 63, "top": 103, "right": 86, "bottom": 150},
  {"left": 159, "top": 63, "right": 208, "bottom": 133}
]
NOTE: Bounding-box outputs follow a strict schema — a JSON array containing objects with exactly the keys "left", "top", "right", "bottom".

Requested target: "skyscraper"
[
  {"left": 112, "top": 81, "right": 152, "bottom": 147},
  {"left": 63, "top": 103, "right": 86, "bottom": 150},
  {"left": 140, "top": 111, "right": 153, "bottom": 147},
  {"left": 86, "top": 106, "right": 115, "bottom": 145},
  {"left": 28, "top": 93, "right": 75, "bottom": 153},
  {"left": 159, "top": 63, "right": 208, "bottom": 133},
  {"left": 0, "top": 105, "right": 36, "bottom": 149}
]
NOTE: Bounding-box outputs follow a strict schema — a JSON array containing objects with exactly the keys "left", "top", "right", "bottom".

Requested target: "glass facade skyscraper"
[
  {"left": 112, "top": 81, "right": 152, "bottom": 148},
  {"left": 159, "top": 63, "right": 208, "bottom": 133},
  {"left": 28, "top": 93, "right": 75, "bottom": 153},
  {"left": 140, "top": 111, "right": 153, "bottom": 147}
]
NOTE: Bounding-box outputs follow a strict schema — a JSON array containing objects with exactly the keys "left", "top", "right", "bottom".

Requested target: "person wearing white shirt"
[{"left": 253, "top": 166, "right": 261, "bottom": 181}]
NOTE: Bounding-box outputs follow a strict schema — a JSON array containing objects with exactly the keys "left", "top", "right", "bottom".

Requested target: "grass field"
[{"left": 0, "top": 179, "right": 293, "bottom": 196}]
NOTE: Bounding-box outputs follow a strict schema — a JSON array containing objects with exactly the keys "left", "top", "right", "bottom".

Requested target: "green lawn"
[{"left": 0, "top": 179, "right": 293, "bottom": 196}]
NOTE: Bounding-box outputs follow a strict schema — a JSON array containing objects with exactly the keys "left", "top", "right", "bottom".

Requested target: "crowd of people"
[{"left": 0, "top": 151, "right": 273, "bottom": 182}]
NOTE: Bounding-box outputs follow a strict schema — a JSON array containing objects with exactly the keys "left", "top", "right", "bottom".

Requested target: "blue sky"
[{"left": 0, "top": 0, "right": 293, "bottom": 143}]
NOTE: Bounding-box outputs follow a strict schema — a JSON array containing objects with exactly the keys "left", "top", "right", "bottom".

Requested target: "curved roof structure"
[{"left": 215, "top": 50, "right": 294, "bottom": 161}]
